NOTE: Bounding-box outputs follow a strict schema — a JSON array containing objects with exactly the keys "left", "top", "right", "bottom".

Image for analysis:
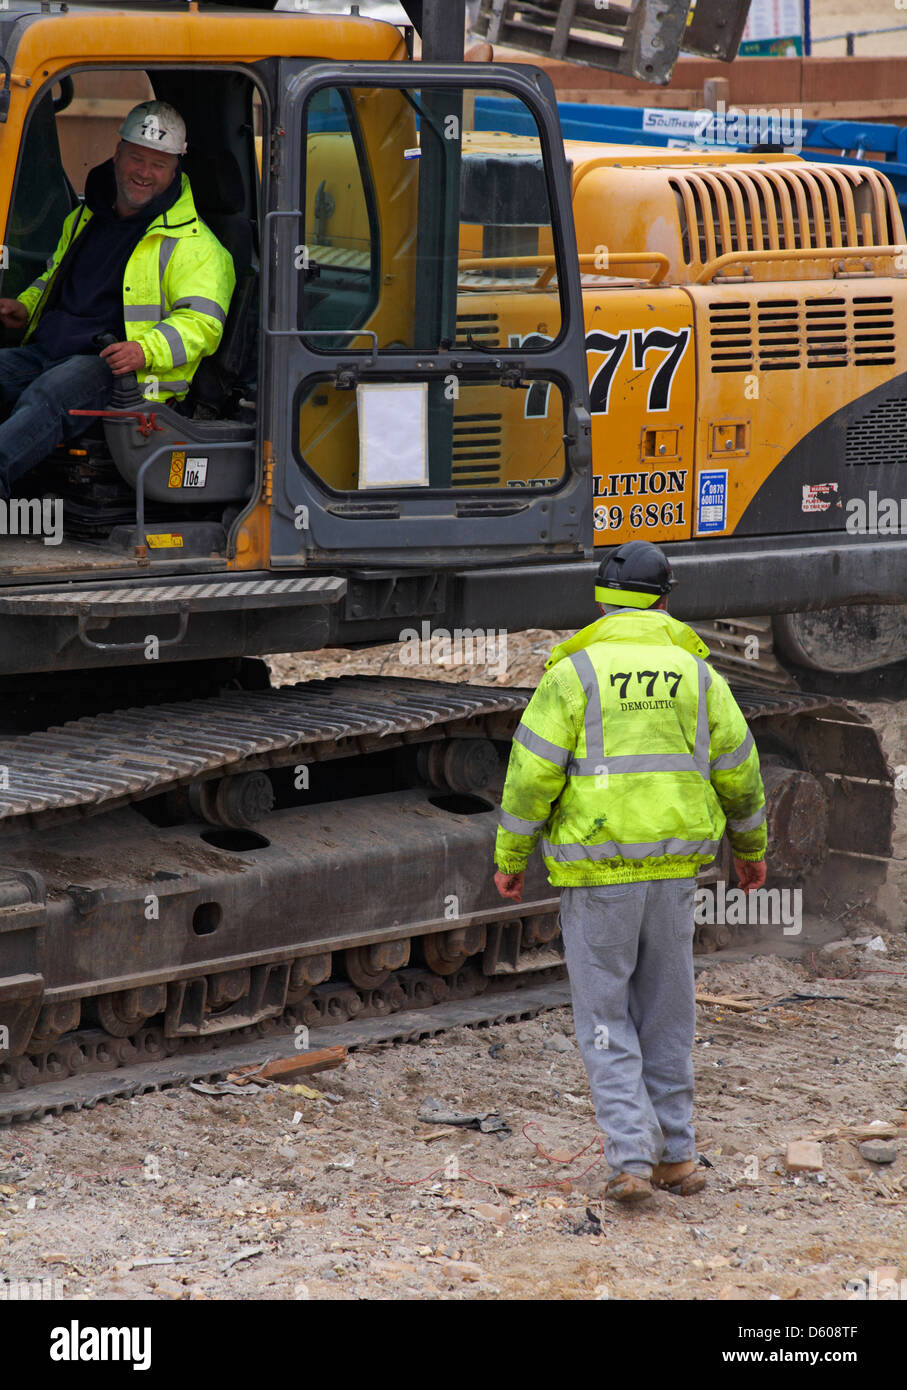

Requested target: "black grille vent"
[
  {"left": 845, "top": 398, "right": 907, "bottom": 467},
  {"left": 451, "top": 412, "right": 502, "bottom": 487},
  {"left": 455, "top": 313, "right": 500, "bottom": 349}
]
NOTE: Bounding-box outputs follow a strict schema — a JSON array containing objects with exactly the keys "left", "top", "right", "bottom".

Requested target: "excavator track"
[
  {"left": 0, "top": 968, "right": 573, "bottom": 1124},
  {"left": 0, "top": 677, "right": 530, "bottom": 834},
  {"left": 0, "top": 675, "right": 892, "bottom": 1119}
]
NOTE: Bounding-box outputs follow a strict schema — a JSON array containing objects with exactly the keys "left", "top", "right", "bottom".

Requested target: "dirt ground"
[{"left": 0, "top": 633, "right": 903, "bottom": 1303}]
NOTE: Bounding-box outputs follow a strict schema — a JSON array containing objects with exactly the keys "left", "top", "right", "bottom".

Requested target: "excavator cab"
[
  {"left": 0, "top": 35, "right": 591, "bottom": 577},
  {"left": 0, "top": 61, "right": 264, "bottom": 560}
]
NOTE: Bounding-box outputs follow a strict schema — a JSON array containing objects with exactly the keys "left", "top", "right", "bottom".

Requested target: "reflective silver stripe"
[
  {"left": 727, "top": 806, "right": 767, "bottom": 834},
  {"left": 711, "top": 729, "right": 754, "bottom": 772},
  {"left": 499, "top": 809, "right": 547, "bottom": 836},
  {"left": 144, "top": 379, "right": 190, "bottom": 398},
  {"left": 172, "top": 295, "right": 227, "bottom": 324},
  {"left": 693, "top": 657, "right": 712, "bottom": 781},
  {"left": 158, "top": 236, "right": 179, "bottom": 316},
  {"left": 152, "top": 321, "right": 188, "bottom": 367},
  {"left": 569, "top": 649, "right": 604, "bottom": 767},
  {"left": 568, "top": 752, "right": 699, "bottom": 777},
  {"left": 124, "top": 304, "right": 162, "bottom": 321},
  {"left": 513, "top": 723, "right": 570, "bottom": 769},
  {"left": 542, "top": 836, "right": 721, "bottom": 863},
  {"left": 28, "top": 276, "right": 49, "bottom": 293}
]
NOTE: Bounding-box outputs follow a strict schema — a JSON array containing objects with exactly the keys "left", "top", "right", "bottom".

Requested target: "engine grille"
[
  {"left": 845, "top": 397, "right": 907, "bottom": 466},
  {"left": 670, "top": 164, "right": 903, "bottom": 266},
  {"left": 708, "top": 294, "right": 896, "bottom": 373}
]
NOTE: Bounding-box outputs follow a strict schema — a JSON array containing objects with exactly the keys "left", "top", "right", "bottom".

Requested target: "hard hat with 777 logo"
[{"left": 118, "top": 101, "right": 187, "bottom": 157}]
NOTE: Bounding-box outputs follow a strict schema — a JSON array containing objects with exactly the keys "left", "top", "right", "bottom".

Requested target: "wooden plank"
[
  {"left": 526, "top": 54, "right": 907, "bottom": 109},
  {"left": 554, "top": 88, "right": 700, "bottom": 107},
  {"left": 550, "top": 93, "right": 907, "bottom": 124},
  {"left": 233, "top": 1045, "right": 347, "bottom": 1083},
  {"left": 798, "top": 99, "right": 907, "bottom": 122},
  {"left": 695, "top": 992, "right": 758, "bottom": 1012}
]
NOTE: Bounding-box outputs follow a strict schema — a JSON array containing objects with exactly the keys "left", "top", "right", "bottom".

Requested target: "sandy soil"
[{"left": 0, "top": 633, "right": 903, "bottom": 1303}]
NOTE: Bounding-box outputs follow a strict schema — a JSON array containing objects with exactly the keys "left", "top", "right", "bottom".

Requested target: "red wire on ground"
[{"left": 384, "top": 1122, "right": 604, "bottom": 1192}]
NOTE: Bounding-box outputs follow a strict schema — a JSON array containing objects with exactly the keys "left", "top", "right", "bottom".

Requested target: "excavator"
[{"left": 0, "top": 0, "right": 896, "bottom": 1107}]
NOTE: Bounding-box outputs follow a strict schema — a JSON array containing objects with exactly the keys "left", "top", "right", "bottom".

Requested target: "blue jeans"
[{"left": 0, "top": 344, "right": 114, "bottom": 500}]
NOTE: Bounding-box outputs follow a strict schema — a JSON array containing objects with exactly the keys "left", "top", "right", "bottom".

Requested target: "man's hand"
[
  {"left": 734, "top": 857, "right": 767, "bottom": 891},
  {"left": 0, "top": 299, "right": 28, "bottom": 330},
  {"left": 494, "top": 870, "right": 524, "bottom": 903},
  {"left": 100, "top": 340, "right": 146, "bottom": 376}
]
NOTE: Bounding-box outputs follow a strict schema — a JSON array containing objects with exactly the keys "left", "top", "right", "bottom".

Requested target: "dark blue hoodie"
[{"left": 32, "top": 157, "right": 182, "bottom": 361}]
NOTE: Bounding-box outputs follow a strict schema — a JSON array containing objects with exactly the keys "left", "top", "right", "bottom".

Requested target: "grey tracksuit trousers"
[{"left": 559, "top": 877, "right": 697, "bottom": 1177}]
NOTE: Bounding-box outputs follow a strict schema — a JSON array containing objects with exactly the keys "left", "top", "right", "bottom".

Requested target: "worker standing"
[{"left": 494, "top": 541, "right": 767, "bottom": 1203}]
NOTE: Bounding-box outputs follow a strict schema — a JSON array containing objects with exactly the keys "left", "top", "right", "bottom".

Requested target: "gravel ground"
[{"left": 0, "top": 633, "right": 903, "bottom": 1303}]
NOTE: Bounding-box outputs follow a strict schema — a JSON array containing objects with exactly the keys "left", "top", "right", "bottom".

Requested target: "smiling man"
[{"left": 0, "top": 100, "right": 234, "bottom": 501}]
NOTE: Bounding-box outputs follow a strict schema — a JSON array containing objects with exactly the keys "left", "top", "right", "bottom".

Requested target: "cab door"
[{"left": 265, "top": 62, "right": 591, "bottom": 569}]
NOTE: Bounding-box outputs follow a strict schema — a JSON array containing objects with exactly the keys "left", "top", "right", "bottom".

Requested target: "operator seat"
[{"left": 101, "top": 150, "right": 259, "bottom": 505}]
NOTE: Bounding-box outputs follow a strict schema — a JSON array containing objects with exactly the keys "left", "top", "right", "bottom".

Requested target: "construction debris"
[
  {"left": 858, "top": 1139, "right": 899, "bottom": 1165},
  {"left": 785, "top": 1140, "right": 824, "bottom": 1173}
]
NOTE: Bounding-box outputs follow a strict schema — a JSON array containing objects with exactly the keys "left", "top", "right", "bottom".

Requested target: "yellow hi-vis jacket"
[
  {"left": 494, "top": 608, "right": 767, "bottom": 886},
  {"left": 17, "top": 174, "right": 234, "bottom": 402}
]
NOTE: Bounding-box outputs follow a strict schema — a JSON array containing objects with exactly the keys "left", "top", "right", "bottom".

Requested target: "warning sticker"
[
  {"left": 183, "top": 457, "right": 208, "bottom": 488},
  {"left": 697, "top": 470, "right": 727, "bottom": 533},
  {"left": 168, "top": 450, "right": 186, "bottom": 488},
  {"left": 146, "top": 533, "right": 184, "bottom": 549},
  {"left": 801, "top": 482, "right": 839, "bottom": 513}
]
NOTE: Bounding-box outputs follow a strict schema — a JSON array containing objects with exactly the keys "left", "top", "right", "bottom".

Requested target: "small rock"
[
  {"left": 785, "top": 1140, "right": 823, "bottom": 1173},
  {"left": 443, "top": 1260, "right": 484, "bottom": 1282},
  {"left": 151, "top": 1277, "right": 186, "bottom": 1300},
  {"left": 859, "top": 1139, "right": 898, "bottom": 1165},
  {"left": 544, "top": 1035, "right": 572, "bottom": 1053},
  {"left": 471, "top": 1203, "right": 509, "bottom": 1225},
  {"left": 374, "top": 1259, "right": 421, "bottom": 1277}
]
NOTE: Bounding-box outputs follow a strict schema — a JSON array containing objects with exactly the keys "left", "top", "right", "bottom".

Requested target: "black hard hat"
[{"left": 595, "top": 540, "right": 676, "bottom": 609}]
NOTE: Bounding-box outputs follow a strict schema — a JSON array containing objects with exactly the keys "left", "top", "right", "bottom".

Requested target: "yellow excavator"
[{"left": 0, "top": 1, "right": 894, "bottom": 1109}]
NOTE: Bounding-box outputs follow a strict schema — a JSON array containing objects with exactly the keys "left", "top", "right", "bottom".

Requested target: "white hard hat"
[{"left": 118, "top": 101, "right": 187, "bottom": 157}]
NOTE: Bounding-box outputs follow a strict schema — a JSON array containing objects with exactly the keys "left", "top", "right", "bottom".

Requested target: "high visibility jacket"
[
  {"left": 17, "top": 174, "right": 234, "bottom": 401},
  {"left": 494, "top": 608, "right": 767, "bottom": 886}
]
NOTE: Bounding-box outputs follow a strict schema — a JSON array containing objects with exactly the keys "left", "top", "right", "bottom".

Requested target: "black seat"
[
  {"left": 181, "top": 151, "right": 258, "bottom": 418},
  {"left": 183, "top": 150, "right": 253, "bottom": 275}
]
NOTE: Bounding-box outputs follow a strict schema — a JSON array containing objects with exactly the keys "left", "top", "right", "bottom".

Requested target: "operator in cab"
[
  {"left": 0, "top": 100, "right": 234, "bottom": 501},
  {"left": 493, "top": 541, "right": 767, "bottom": 1205}
]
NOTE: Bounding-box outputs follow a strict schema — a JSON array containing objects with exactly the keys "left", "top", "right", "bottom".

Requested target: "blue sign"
[{"left": 697, "top": 470, "right": 728, "bottom": 533}]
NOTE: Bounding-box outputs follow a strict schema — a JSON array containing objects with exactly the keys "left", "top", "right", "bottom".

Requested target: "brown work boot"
[
  {"left": 651, "top": 1160, "right": 706, "bottom": 1195},
  {"left": 604, "top": 1171, "right": 654, "bottom": 1204}
]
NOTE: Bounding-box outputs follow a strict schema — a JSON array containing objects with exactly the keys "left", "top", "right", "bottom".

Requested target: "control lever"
[
  {"left": 69, "top": 332, "right": 161, "bottom": 437},
  {"left": 93, "top": 330, "right": 142, "bottom": 408}
]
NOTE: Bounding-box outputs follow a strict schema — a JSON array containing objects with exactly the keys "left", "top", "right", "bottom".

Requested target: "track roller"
[{"left": 344, "top": 939, "right": 411, "bottom": 989}]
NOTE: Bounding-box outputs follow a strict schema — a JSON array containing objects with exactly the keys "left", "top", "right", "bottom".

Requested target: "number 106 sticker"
[
  {"left": 168, "top": 451, "right": 208, "bottom": 489},
  {"left": 183, "top": 457, "right": 208, "bottom": 488}
]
